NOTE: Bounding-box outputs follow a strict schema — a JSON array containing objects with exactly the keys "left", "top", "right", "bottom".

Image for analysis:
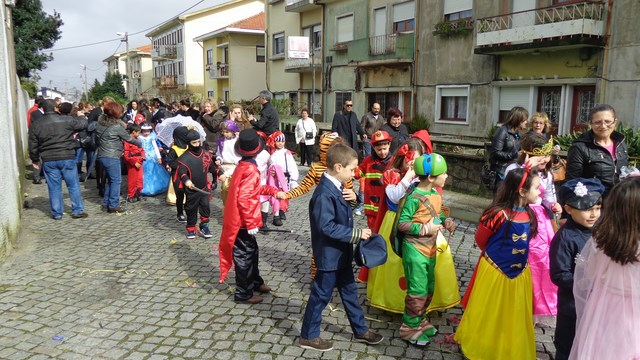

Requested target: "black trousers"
[
  {"left": 233, "top": 229, "right": 265, "bottom": 301},
  {"left": 553, "top": 314, "right": 576, "bottom": 360},
  {"left": 185, "top": 191, "right": 210, "bottom": 228},
  {"left": 299, "top": 143, "right": 313, "bottom": 166},
  {"left": 175, "top": 185, "right": 185, "bottom": 216}
]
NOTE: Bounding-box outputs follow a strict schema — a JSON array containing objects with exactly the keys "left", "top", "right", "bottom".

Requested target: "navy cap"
[
  {"left": 354, "top": 234, "right": 387, "bottom": 268},
  {"left": 558, "top": 178, "right": 605, "bottom": 210}
]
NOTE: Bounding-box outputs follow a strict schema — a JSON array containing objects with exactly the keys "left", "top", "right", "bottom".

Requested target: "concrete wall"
[
  {"left": 0, "top": 3, "right": 27, "bottom": 261},
  {"left": 265, "top": 0, "right": 301, "bottom": 95}
]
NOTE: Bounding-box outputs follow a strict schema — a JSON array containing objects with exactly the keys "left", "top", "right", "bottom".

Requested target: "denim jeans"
[
  {"left": 99, "top": 157, "right": 122, "bottom": 209},
  {"left": 42, "top": 159, "right": 84, "bottom": 218},
  {"left": 76, "top": 148, "right": 96, "bottom": 175},
  {"left": 362, "top": 138, "right": 372, "bottom": 157}
]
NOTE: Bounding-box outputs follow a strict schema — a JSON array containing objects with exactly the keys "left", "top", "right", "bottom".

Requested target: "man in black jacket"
[
  {"left": 28, "top": 99, "right": 89, "bottom": 220},
  {"left": 249, "top": 90, "right": 279, "bottom": 135},
  {"left": 331, "top": 99, "right": 366, "bottom": 152}
]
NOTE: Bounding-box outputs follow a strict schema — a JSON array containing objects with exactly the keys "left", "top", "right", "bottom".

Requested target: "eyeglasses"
[
  {"left": 345, "top": 104, "right": 353, "bottom": 107},
  {"left": 591, "top": 119, "right": 615, "bottom": 127}
]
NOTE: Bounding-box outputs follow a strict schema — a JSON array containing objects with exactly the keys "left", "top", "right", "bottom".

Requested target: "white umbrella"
[{"left": 154, "top": 115, "right": 206, "bottom": 146}]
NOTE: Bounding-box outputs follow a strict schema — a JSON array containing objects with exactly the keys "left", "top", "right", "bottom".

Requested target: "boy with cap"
[
  {"left": 396, "top": 153, "right": 456, "bottom": 346},
  {"left": 218, "top": 129, "right": 286, "bottom": 304},
  {"left": 299, "top": 142, "right": 383, "bottom": 352},
  {"left": 549, "top": 178, "right": 604, "bottom": 360},
  {"left": 176, "top": 130, "right": 215, "bottom": 239}
]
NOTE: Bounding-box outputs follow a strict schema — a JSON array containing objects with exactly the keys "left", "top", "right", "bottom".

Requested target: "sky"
[{"left": 39, "top": 0, "right": 223, "bottom": 97}]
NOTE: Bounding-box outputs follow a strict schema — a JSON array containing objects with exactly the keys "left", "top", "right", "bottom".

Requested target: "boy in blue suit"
[{"left": 299, "top": 143, "right": 384, "bottom": 351}]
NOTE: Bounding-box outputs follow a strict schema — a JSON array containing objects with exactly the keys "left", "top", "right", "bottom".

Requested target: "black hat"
[
  {"left": 172, "top": 126, "right": 190, "bottom": 148},
  {"left": 186, "top": 129, "right": 200, "bottom": 141},
  {"left": 558, "top": 178, "right": 605, "bottom": 210},
  {"left": 234, "top": 128, "right": 264, "bottom": 157},
  {"left": 354, "top": 234, "right": 387, "bottom": 268}
]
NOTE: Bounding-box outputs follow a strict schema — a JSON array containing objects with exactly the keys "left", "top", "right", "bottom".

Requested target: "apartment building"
[{"left": 103, "top": 45, "right": 153, "bottom": 100}]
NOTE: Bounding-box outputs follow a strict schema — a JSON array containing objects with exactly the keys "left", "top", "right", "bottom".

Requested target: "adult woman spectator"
[
  {"left": 489, "top": 106, "right": 529, "bottom": 190},
  {"left": 294, "top": 108, "right": 317, "bottom": 166},
  {"left": 123, "top": 100, "right": 138, "bottom": 124},
  {"left": 96, "top": 102, "right": 142, "bottom": 213},
  {"left": 528, "top": 112, "right": 552, "bottom": 139},
  {"left": 199, "top": 100, "right": 222, "bottom": 156},
  {"left": 566, "top": 104, "right": 628, "bottom": 198},
  {"left": 380, "top": 107, "right": 409, "bottom": 155}
]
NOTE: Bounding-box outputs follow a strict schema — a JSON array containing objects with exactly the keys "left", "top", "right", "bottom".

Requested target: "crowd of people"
[{"left": 27, "top": 95, "right": 639, "bottom": 358}]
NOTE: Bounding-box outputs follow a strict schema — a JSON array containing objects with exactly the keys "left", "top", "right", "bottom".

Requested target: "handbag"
[
  {"left": 551, "top": 156, "right": 567, "bottom": 183},
  {"left": 302, "top": 122, "right": 314, "bottom": 140}
]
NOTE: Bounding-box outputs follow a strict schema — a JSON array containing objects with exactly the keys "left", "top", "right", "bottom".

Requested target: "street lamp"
[
  {"left": 116, "top": 32, "right": 130, "bottom": 99},
  {"left": 80, "top": 64, "right": 88, "bottom": 102}
]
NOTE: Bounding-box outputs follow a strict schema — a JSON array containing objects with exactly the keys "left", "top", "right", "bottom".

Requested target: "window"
[
  {"left": 206, "top": 49, "right": 213, "bottom": 65},
  {"left": 336, "top": 14, "right": 354, "bottom": 43},
  {"left": 207, "top": 90, "right": 214, "bottom": 98},
  {"left": 335, "top": 92, "right": 352, "bottom": 112},
  {"left": 443, "top": 0, "right": 472, "bottom": 21},
  {"left": 393, "top": 1, "right": 415, "bottom": 33},
  {"left": 273, "top": 32, "right": 285, "bottom": 56},
  {"left": 177, "top": 29, "right": 183, "bottom": 43},
  {"left": 256, "top": 46, "right": 265, "bottom": 62},
  {"left": 436, "top": 86, "right": 469, "bottom": 123},
  {"left": 178, "top": 61, "right": 183, "bottom": 76},
  {"left": 304, "top": 24, "right": 322, "bottom": 50}
]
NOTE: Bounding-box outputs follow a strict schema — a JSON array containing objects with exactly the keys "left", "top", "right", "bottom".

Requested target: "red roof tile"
[
  {"left": 137, "top": 44, "right": 152, "bottom": 53},
  {"left": 228, "top": 12, "right": 264, "bottom": 31}
]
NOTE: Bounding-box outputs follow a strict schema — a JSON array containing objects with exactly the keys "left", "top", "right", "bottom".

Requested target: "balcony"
[
  {"left": 151, "top": 44, "right": 184, "bottom": 60},
  {"left": 284, "top": 50, "right": 322, "bottom": 73},
  {"left": 475, "top": 1, "right": 606, "bottom": 54},
  {"left": 207, "top": 63, "right": 229, "bottom": 79},
  {"left": 337, "top": 33, "right": 414, "bottom": 66},
  {"left": 153, "top": 75, "right": 179, "bottom": 89},
  {"left": 285, "top": 0, "right": 317, "bottom": 13}
]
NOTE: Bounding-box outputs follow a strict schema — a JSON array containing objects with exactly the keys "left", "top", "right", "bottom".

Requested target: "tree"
[
  {"left": 88, "top": 72, "right": 126, "bottom": 103},
  {"left": 12, "top": 0, "right": 63, "bottom": 79}
]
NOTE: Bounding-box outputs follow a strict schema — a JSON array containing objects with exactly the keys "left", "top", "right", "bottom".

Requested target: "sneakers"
[
  {"left": 299, "top": 337, "right": 333, "bottom": 352},
  {"left": 399, "top": 322, "right": 434, "bottom": 347},
  {"left": 354, "top": 205, "right": 364, "bottom": 216},
  {"left": 186, "top": 230, "right": 196, "bottom": 239},
  {"left": 199, "top": 223, "right": 213, "bottom": 238},
  {"left": 176, "top": 214, "right": 187, "bottom": 223},
  {"left": 354, "top": 330, "right": 384, "bottom": 345},
  {"left": 71, "top": 212, "right": 89, "bottom": 219}
]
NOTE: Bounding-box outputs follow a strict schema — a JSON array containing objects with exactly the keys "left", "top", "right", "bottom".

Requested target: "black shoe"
[
  {"left": 32, "top": 179, "right": 42, "bottom": 185},
  {"left": 176, "top": 214, "right": 187, "bottom": 223},
  {"left": 279, "top": 210, "right": 287, "bottom": 221},
  {"left": 108, "top": 207, "right": 124, "bottom": 213},
  {"left": 127, "top": 197, "right": 139, "bottom": 203},
  {"left": 272, "top": 216, "right": 283, "bottom": 226},
  {"left": 260, "top": 211, "right": 269, "bottom": 231},
  {"left": 71, "top": 212, "right": 88, "bottom": 219}
]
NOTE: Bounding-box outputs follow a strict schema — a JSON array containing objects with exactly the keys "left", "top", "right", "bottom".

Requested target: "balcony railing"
[
  {"left": 152, "top": 75, "right": 178, "bottom": 88},
  {"left": 284, "top": 50, "right": 322, "bottom": 72},
  {"left": 151, "top": 44, "right": 184, "bottom": 60},
  {"left": 334, "top": 32, "right": 414, "bottom": 64},
  {"left": 284, "top": 0, "right": 316, "bottom": 12},
  {"left": 476, "top": 1, "right": 605, "bottom": 50},
  {"left": 208, "top": 63, "right": 229, "bottom": 79}
]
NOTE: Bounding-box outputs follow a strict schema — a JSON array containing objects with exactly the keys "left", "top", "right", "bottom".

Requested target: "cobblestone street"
[{"left": 0, "top": 172, "right": 556, "bottom": 359}]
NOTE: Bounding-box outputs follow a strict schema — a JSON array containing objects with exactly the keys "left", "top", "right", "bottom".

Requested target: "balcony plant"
[
  {"left": 433, "top": 19, "right": 474, "bottom": 36},
  {"left": 408, "top": 113, "right": 432, "bottom": 133}
]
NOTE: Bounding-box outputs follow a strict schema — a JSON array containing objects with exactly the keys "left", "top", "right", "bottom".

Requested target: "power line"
[{"left": 48, "top": 0, "right": 207, "bottom": 52}]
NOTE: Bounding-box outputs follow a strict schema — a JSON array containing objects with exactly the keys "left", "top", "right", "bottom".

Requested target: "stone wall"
[{"left": 439, "top": 152, "right": 491, "bottom": 197}]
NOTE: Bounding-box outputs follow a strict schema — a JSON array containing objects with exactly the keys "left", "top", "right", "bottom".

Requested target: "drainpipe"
[
  {"left": 319, "top": 1, "right": 326, "bottom": 123},
  {"left": 599, "top": 0, "right": 614, "bottom": 102},
  {"left": 411, "top": 0, "right": 420, "bottom": 121}
]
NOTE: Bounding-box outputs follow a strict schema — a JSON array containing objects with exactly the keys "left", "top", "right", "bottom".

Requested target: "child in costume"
[
  {"left": 549, "top": 178, "right": 604, "bottom": 360},
  {"left": 176, "top": 130, "right": 216, "bottom": 239},
  {"left": 286, "top": 132, "right": 357, "bottom": 278},
  {"left": 299, "top": 142, "right": 383, "bottom": 352},
  {"left": 216, "top": 120, "right": 241, "bottom": 206},
  {"left": 455, "top": 166, "right": 540, "bottom": 360},
  {"left": 397, "top": 153, "right": 457, "bottom": 346},
  {"left": 505, "top": 133, "right": 562, "bottom": 322},
  {"left": 217, "top": 129, "right": 286, "bottom": 304},
  {"left": 123, "top": 124, "right": 145, "bottom": 203},
  {"left": 139, "top": 123, "right": 170, "bottom": 196},
  {"left": 166, "top": 126, "right": 190, "bottom": 223},
  {"left": 569, "top": 176, "right": 640, "bottom": 360},
  {"left": 356, "top": 130, "right": 393, "bottom": 228},
  {"left": 364, "top": 138, "right": 422, "bottom": 311},
  {"left": 256, "top": 131, "right": 274, "bottom": 231},
  {"left": 267, "top": 131, "right": 299, "bottom": 226}
]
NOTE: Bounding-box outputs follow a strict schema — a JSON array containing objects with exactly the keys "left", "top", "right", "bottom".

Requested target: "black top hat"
[
  {"left": 354, "top": 234, "right": 387, "bottom": 268},
  {"left": 235, "top": 128, "right": 264, "bottom": 157},
  {"left": 558, "top": 178, "right": 605, "bottom": 210}
]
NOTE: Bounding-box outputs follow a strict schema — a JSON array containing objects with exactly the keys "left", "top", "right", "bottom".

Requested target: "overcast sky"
[{"left": 39, "top": 0, "right": 224, "bottom": 96}]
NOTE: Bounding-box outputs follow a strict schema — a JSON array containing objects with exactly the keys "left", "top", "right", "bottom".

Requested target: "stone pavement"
[{"left": 0, "top": 170, "right": 556, "bottom": 359}]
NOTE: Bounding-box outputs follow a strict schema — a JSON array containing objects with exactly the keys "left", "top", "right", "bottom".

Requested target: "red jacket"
[
  {"left": 123, "top": 140, "right": 145, "bottom": 167},
  {"left": 218, "top": 160, "right": 279, "bottom": 283},
  {"left": 355, "top": 154, "right": 390, "bottom": 227}
]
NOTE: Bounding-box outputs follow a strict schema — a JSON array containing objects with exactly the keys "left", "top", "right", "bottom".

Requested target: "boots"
[
  {"left": 260, "top": 211, "right": 269, "bottom": 231},
  {"left": 272, "top": 215, "right": 283, "bottom": 226},
  {"left": 279, "top": 210, "right": 287, "bottom": 221}
]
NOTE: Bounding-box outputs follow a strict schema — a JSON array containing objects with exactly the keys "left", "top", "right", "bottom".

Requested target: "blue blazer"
[{"left": 309, "top": 175, "right": 361, "bottom": 271}]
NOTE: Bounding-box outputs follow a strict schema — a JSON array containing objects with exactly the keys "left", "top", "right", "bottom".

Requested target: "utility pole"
[
  {"left": 117, "top": 32, "right": 130, "bottom": 100},
  {"left": 80, "top": 64, "right": 88, "bottom": 102},
  {"left": 311, "top": 38, "right": 315, "bottom": 120}
]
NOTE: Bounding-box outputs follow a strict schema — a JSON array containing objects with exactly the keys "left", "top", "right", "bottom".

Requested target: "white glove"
[{"left": 247, "top": 228, "right": 259, "bottom": 235}]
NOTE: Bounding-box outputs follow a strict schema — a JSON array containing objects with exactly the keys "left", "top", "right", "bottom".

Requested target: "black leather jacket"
[
  {"left": 28, "top": 111, "right": 87, "bottom": 162},
  {"left": 251, "top": 102, "right": 279, "bottom": 135},
  {"left": 95, "top": 115, "right": 142, "bottom": 159},
  {"left": 566, "top": 129, "right": 628, "bottom": 197},
  {"left": 489, "top": 125, "right": 520, "bottom": 173}
]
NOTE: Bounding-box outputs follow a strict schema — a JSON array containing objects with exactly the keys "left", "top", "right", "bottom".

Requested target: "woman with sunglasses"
[{"left": 566, "top": 104, "right": 629, "bottom": 198}]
